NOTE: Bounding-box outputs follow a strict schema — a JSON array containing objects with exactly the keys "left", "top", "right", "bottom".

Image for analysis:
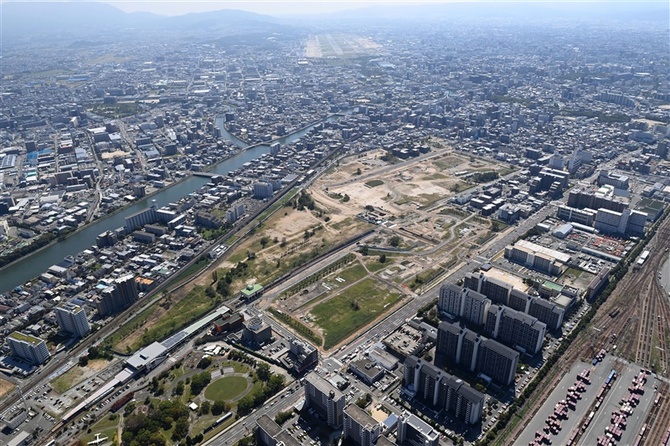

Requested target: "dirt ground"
[
  {"left": 0, "top": 377, "right": 15, "bottom": 399},
  {"left": 311, "top": 147, "right": 502, "bottom": 221},
  {"left": 51, "top": 359, "right": 111, "bottom": 394}
]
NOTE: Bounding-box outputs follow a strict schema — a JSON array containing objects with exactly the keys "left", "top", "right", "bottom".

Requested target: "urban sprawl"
[{"left": 0, "top": 3, "right": 669, "bottom": 446}]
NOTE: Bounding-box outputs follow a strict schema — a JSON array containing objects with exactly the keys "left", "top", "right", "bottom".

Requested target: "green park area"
[
  {"left": 106, "top": 286, "right": 218, "bottom": 354},
  {"left": 311, "top": 278, "right": 403, "bottom": 349},
  {"left": 204, "top": 376, "right": 249, "bottom": 401}
]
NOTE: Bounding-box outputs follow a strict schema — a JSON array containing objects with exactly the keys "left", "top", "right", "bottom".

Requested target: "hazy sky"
[{"left": 107, "top": 1, "right": 414, "bottom": 16}]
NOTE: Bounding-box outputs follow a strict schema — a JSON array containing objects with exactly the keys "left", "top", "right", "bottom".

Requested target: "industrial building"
[{"left": 504, "top": 240, "right": 571, "bottom": 276}]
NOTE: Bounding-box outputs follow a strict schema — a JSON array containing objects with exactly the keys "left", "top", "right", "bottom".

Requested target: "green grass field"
[
  {"left": 204, "top": 376, "right": 249, "bottom": 401},
  {"left": 108, "top": 286, "right": 217, "bottom": 353},
  {"left": 365, "top": 179, "right": 384, "bottom": 188},
  {"left": 336, "top": 263, "right": 368, "bottom": 283},
  {"left": 311, "top": 278, "right": 402, "bottom": 349},
  {"left": 161, "top": 256, "right": 210, "bottom": 291},
  {"left": 80, "top": 414, "right": 119, "bottom": 445}
]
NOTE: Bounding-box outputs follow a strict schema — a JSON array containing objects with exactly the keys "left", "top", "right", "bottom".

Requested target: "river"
[{"left": 0, "top": 116, "right": 329, "bottom": 292}]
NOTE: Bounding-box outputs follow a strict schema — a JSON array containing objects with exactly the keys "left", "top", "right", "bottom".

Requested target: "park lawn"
[
  {"left": 364, "top": 257, "right": 395, "bottom": 272},
  {"left": 220, "top": 360, "right": 251, "bottom": 374},
  {"left": 204, "top": 376, "right": 249, "bottom": 401},
  {"left": 311, "top": 278, "right": 402, "bottom": 350},
  {"left": 336, "top": 263, "right": 368, "bottom": 283},
  {"left": 80, "top": 415, "right": 119, "bottom": 445}
]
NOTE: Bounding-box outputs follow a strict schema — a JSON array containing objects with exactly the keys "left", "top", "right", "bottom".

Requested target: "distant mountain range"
[
  {"left": 323, "top": 1, "right": 670, "bottom": 22},
  {"left": 0, "top": 2, "right": 288, "bottom": 39},
  {"left": 1, "top": 1, "right": 667, "bottom": 41}
]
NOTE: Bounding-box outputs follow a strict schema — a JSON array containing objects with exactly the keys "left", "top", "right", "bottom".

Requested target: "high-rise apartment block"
[
  {"left": 343, "top": 403, "right": 381, "bottom": 446},
  {"left": 436, "top": 322, "right": 519, "bottom": 386},
  {"left": 485, "top": 305, "right": 546, "bottom": 355},
  {"left": 463, "top": 272, "right": 564, "bottom": 330},
  {"left": 403, "top": 356, "right": 484, "bottom": 424},
  {"left": 8, "top": 331, "right": 50, "bottom": 365},
  {"left": 304, "top": 372, "right": 345, "bottom": 428},
  {"left": 438, "top": 284, "right": 491, "bottom": 326},
  {"left": 97, "top": 274, "right": 139, "bottom": 316},
  {"left": 55, "top": 302, "right": 90, "bottom": 338},
  {"left": 397, "top": 411, "right": 440, "bottom": 446}
]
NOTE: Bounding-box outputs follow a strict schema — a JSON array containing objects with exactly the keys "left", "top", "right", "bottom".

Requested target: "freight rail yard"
[{"left": 511, "top": 214, "right": 670, "bottom": 446}]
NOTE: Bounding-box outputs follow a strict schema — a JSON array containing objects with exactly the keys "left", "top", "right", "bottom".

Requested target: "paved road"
[{"left": 201, "top": 204, "right": 556, "bottom": 445}]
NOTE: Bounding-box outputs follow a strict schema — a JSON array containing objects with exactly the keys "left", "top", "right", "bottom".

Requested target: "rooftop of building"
[
  {"left": 400, "top": 412, "right": 439, "bottom": 440},
  {"left": 240, "top": 283, "right": 263, "bottom": 297},
  {"left": 344, "top": 403, "right": 378, "bottom": 427},
  {"left": 305, "top": 371, "right": 344, "bottom": 400},
  {"left": 257, "top": 414, "right": 282, "bottom": 437},
  {"left": 8, "top": 331, "right": 42, "bottom": 345}
]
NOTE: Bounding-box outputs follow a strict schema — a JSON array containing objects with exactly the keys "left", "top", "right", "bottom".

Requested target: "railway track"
[
  {"left": 504, "top": 215, "right": 670, "bottom": 444},
  {"left": 642, "top": 383, "right": 670, "bottom": 445}
]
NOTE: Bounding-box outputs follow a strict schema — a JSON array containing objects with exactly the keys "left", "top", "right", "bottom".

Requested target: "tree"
[
  {"left": 211, "top": 400, "right": 228, "bottom": 416},
  {"left": 190, "top": 371, "right": 211, "bottom": 395},
  {"left": 389, "top": 235, "right": 402, "bottom": 247},
  {"left": 237, "top": 396, "right": 255, "bottom": 416},
  {"left": 265, "top": 374, "right": 285, "bottom": 396},
  {"left": 238, "top": 436, "right": 256, "bottom": 446},
  {"left": 260, "top": 237, "right": 269, "bottom": 249},
  {"left": 256, "top": 363, "right": 272, "bottom": 382},
  {"left": 355, "top": 396, "right": 369, "bottom": 408},
  {"left": 173, "top": 381, "right": 184, "bottom": 396},
  {"left": 197, "top": 356, "right": 212, "bottom": 369},
  {"left": 379, "top": 254, "right": 387, "bottom": 263},
  {"left": 173, "top": 418, "right": 189, "bottom": 440},
  {"left": 199, "top": 400, "right": 211, "bottom": 415},
  {"left": 359, "top": 245, "right": 369, "bottom": 256},
  {"left": 275, "top": 410, "right": 293, "bottom": 425}
]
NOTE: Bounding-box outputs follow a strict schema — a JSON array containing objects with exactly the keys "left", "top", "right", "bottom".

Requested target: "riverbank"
[{"left": 0, "top": 112, "right": 347, "bottom": 292}]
